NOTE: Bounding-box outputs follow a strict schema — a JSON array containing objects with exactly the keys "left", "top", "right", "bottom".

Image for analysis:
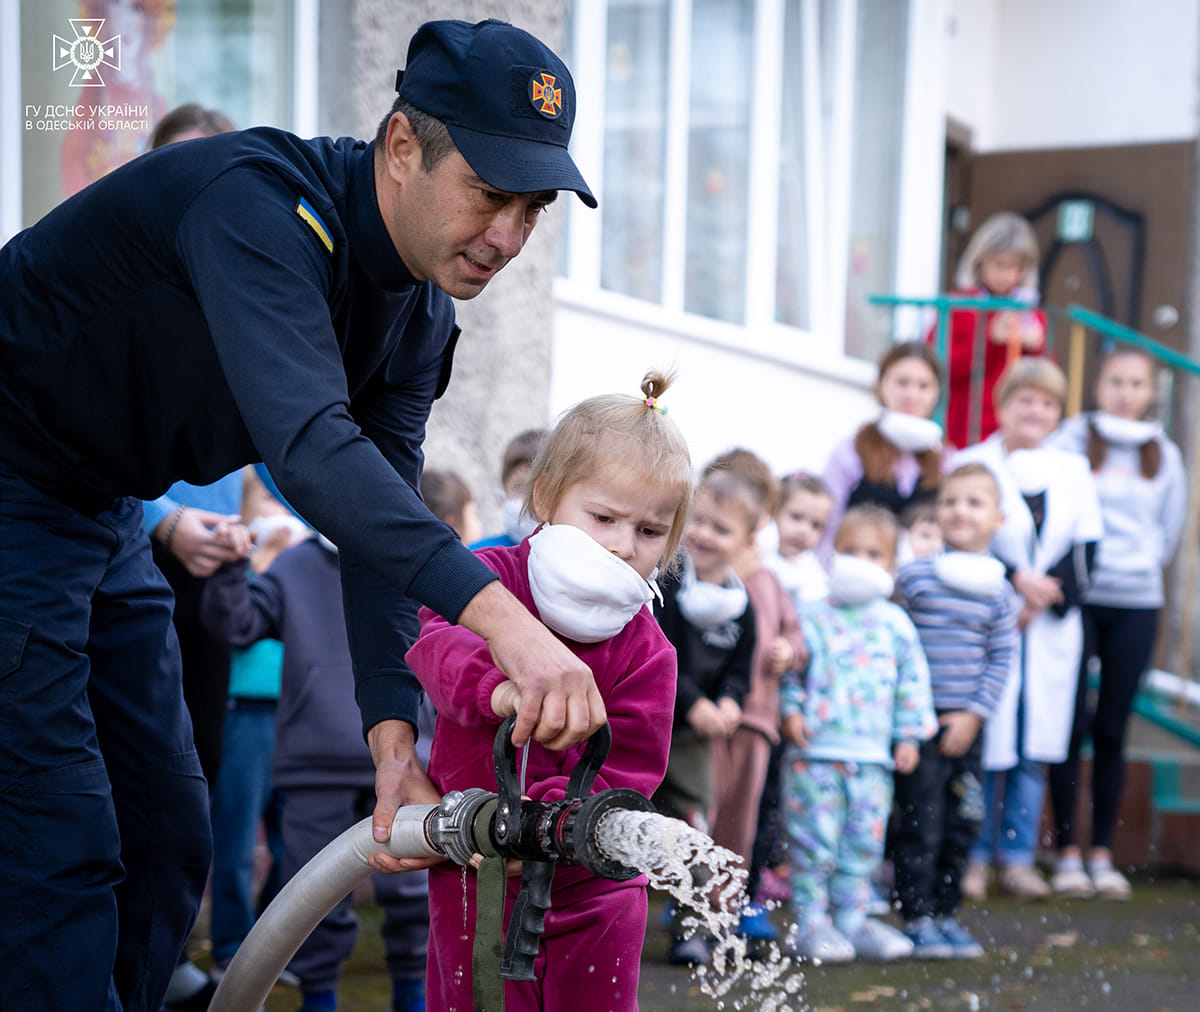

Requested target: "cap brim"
[{"left": 447, "top": 123, "right": 597, "bottom": 208}]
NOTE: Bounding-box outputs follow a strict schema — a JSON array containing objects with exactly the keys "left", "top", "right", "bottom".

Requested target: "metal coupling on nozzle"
[{"left": 427, "top": 787, "right": 498, "bottom": 867}]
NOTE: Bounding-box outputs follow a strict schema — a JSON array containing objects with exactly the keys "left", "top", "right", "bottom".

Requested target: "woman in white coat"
[{"left": 954, "top": 359, "right": 1103, "bottom": 900}]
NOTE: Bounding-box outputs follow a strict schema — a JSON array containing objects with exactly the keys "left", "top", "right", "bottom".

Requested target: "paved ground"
[{"left": 197, "top": 870, "right": 1199, "bottom": 1011}]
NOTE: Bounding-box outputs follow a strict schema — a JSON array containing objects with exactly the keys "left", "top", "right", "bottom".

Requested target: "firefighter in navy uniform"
[{"left": 0, "top": 19, "right": 602, "bottom": 1012}]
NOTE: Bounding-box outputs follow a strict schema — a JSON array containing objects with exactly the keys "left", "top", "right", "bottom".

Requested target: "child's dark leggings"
[{"left": 1049, "top": 603, "right": 1158, "bottom": 852}]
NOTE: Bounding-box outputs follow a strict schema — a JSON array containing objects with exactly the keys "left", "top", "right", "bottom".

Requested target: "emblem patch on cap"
[{"left": 529, "top": 72, "right": 562, "bottom": 119}]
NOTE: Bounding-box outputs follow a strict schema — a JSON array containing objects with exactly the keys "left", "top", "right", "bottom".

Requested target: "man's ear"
[{"left": 383, "top": 111, "right": 422, "bottom": 183}]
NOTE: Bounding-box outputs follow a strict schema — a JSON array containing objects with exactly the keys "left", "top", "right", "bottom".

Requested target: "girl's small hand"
[
  {"left": 938, "top": 711, "right": 982, "bottom": 757},
  {"left": 988, "top": 311, "right": 1020, "bottom": 344},
  {"left": 490, "top": 680, "right": 522, "bottom": 719},
  {"left": 893, "top": 741, "right": 920, "bottom": 774},
  {"left": 716, "top": 696, "right": 742, "bottom": 737},
  {"left": 1019, "top": 316, "right": 1046, "bottom": 350},
  {"left": 687, "top": 697, "right": 724, "bottom": 737},
  {"left": 782, "top": 712, "right": 810, "bottom": 748},
  {"left": 765, "top": 638, "right": 794, "bottom": 676}
]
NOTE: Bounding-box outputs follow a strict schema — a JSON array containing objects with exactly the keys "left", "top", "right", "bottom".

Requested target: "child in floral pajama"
[{"left": 780, "top": 505, "right": 936, "bottom": 963}]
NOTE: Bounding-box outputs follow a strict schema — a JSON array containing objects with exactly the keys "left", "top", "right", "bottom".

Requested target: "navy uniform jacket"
[{"left": 0, "top": 126, "right": 498, "bottom": 734}]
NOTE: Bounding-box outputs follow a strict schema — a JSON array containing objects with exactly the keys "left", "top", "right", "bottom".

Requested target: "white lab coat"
[{"left": 953, "top": 434, "right": 1104, "bottom": 769}]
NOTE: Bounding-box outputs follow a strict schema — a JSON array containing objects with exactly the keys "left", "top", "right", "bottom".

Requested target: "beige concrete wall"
[{"left": 328, "top": 1, "right": 568, "bottom": 535}]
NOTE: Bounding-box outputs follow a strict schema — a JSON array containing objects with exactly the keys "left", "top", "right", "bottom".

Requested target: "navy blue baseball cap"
[{"left": 395, "top": 19, "right": 596, "bottom": 208}]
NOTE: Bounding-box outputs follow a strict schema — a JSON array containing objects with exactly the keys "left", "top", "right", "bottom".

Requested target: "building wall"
[
  {"left": 948, "top": 0, "right": 1200, "bottom": 151},
  {"left": 342, "top": 0, "right": 565, "bottom": 535},
  {"left": 551, "top": 293, "right": 880, "bottom": 480}
]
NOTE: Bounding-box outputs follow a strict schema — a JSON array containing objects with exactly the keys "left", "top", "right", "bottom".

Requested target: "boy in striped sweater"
[{"left": 893, "top": 463, "right": 1018, "bottom": 958}]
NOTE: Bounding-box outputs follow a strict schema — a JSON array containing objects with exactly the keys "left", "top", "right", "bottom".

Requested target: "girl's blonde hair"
[
  {"left": 525, "top": 371, "right": 694, "bottom": 571},
  {"left": 955, "top": 211, "right": 1040, "bottom": 291},
  {"left": 993, "top": 357, "right": 1067, "bottom": 411}
]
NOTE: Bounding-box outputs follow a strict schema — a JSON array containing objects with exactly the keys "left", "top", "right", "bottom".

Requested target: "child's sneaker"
[
  {"left": 1089, "top": 861, "right": 1132, "bottom": 901},
  {"left": 998, "top": 863, "right": 1051, "bottom": 899},
  {"left": 903, "top": 916, "right": 954, "bottom": 959},
  {"left": 784, "top": 919, "right": 856, "bottom": 964},
  {"left": 935, "top": 916, "right": 984, "bottom": 959},
  {"left": 1051, "top": 856, "right": 1094, "bottom": 898},
  {"left": 867, "top": 879, "right": 892, "bottom": 915},
  {"left": 961, "top": 859, "right": 991, "bottom": 902},
  {"left": 668, "top": 933, "right": 712, "bottom": 966},
  {"left": 737, "top": 904, "right": 778, "bottom": 941},
  {"left": 845, "top": 918, "right": 913, "bottom": 962}
]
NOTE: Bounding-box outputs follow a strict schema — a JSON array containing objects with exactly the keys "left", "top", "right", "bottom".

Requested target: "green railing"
[{"left": 869, "top": 292, "right": 1200, "bottom": 749}]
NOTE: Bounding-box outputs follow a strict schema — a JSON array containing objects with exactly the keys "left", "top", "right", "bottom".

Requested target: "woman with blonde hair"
[
  {"left": 954, "top": 358, "right": 1102, "bottom": 900},
  {"left": 933, "top": 212, "right": 1048, "bottom": 448}
]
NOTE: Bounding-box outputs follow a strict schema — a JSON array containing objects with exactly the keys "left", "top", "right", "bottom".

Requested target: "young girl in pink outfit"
[{"left": 406, "top": 372, "right": 694, "bottom": 1012}]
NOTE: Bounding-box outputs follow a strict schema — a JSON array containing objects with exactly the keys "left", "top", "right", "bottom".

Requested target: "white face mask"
[
  {"left": 933, "top": 551, "right": 1006, "bottom": 598},
  {"left": 1005, "top": 447, "right": 1054, "bottom": 495},
  {"left": 501, "top": 494, "right": 539, "bottom": 545},
  {"left": 765, "top": 550, "right": 829, "bottom": 604},
  {"left": 827, "top": 553, "right": 895, "bottom": 606},
  {"left": 877, "top": 410, "right": 944, "bottom": 454},
  {"left": 675, "top": 555, "right": 749, "bottom": 630},
  {"left": 1092, "top": 412, "right": 1161, "bottom": 447},
  {"left": 526, "top": 523, "right": 653, "bottom": 643}
]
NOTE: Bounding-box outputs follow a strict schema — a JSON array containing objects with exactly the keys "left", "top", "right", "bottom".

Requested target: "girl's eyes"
[{"left": 640, "top": 527, "right": 665, "bottom": 539}]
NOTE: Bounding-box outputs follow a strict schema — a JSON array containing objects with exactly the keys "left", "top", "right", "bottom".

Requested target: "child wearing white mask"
[
  {"left": 893, "top": 463, "right": 1018, "bottom": 959},
  {"left": 470, "top": 428, "right": 546, "bottom": 549},
  {"left": 780, "top": 505, "right": 937, "bottom": 964},
  {"left": 820, "top": 342, "right": 954, "bottom": 564},
  {"left": 406, "top": 372, "right": 693, "bottom": 1011},
  {"left": 1046, "top": 346, "right": 1185, "bottom": 900},
  {"left": 651, "top": 460, "right": 760, "bottom": 965}
]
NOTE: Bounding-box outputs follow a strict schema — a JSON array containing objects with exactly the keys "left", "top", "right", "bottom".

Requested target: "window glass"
[
  {"left": 19, "top": 0, "right": 293, "bottom": 227},
  {"left": 776, "top": 0, "right": 810, "bottom": 329},
  {"left": 600, "top": 0, "right": 670, "bottom": 302},
  {"left": 684, "top": 0, "right": 752, "bottom": 323},
  {"left": 842, "top": 0, "right": 908, "bottom": 361}
]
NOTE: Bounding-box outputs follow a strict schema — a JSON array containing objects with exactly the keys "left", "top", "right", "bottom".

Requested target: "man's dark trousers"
[{"left": 0, "top": 462, "right": 212, "bottom": 1011}]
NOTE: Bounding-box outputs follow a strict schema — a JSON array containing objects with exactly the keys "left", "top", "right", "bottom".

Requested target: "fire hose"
[{"left": 209, "top": 716, "right": 654, "bottom": 1011}]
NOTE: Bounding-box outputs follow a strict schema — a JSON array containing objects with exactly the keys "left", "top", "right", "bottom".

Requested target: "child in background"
[
  {"left": 934, "top": 211, "right": 1047, "bottom": 449},
  {"left": 764, "top": 472, "right": 834, "bottom": 614},
  {"left": 893, "top": 464, "right": 1017, "bottom": 958},
  {"left": 407, "top": 372, "right": 693, "bottom": 1011},
  {"left": 653, "top": 465, "right": 759, "bottom": 965},
  {"left": 752, "top": 472, "right": 834, "bottom": 908},
  {"left": 470, "top": 428, "right": 547, "bottom": 549},
  {"left": 420, "top": 467, "right": 483, "bottom": 547},
  {"left": 207, "top": 484, "right": 305, "bottom": 980},
  {"left": 702, "top": 450, "right": 809, "bottom": 946},
  {"left": 1047, "top": 346, "right": 1186, "bottom": 900},
  {"left": 897, "top": 501, "right": 943, "bottom": 568},
  {"left": 780, "top": 506, "right": 937, "bottom": 963},
  {"left": 820, "top": 342, "right": 952, "bottom": 562}
]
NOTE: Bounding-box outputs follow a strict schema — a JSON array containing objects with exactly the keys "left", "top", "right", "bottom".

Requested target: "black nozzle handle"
[{"left": 498, "top": 860, "right": 554, "bottom": 981}]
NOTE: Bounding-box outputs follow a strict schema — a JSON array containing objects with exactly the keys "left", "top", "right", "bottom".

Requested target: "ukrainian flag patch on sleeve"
[{"left": 295, "top": 196, "right": 334, "bottom": 254}]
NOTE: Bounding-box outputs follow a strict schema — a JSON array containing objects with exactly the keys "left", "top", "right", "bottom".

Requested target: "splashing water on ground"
[{"left": 595, "top": 809, "right": 807, "bottom": 1011}]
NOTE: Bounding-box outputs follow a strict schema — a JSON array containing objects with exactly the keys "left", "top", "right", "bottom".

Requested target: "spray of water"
[{"left": 595, "top": 809, "right": 807, "bottom": 1011}]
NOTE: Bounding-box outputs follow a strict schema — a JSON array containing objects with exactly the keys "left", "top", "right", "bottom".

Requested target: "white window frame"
[{"left": 558, "top": 0, "right": 947, "bottom": 373}]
